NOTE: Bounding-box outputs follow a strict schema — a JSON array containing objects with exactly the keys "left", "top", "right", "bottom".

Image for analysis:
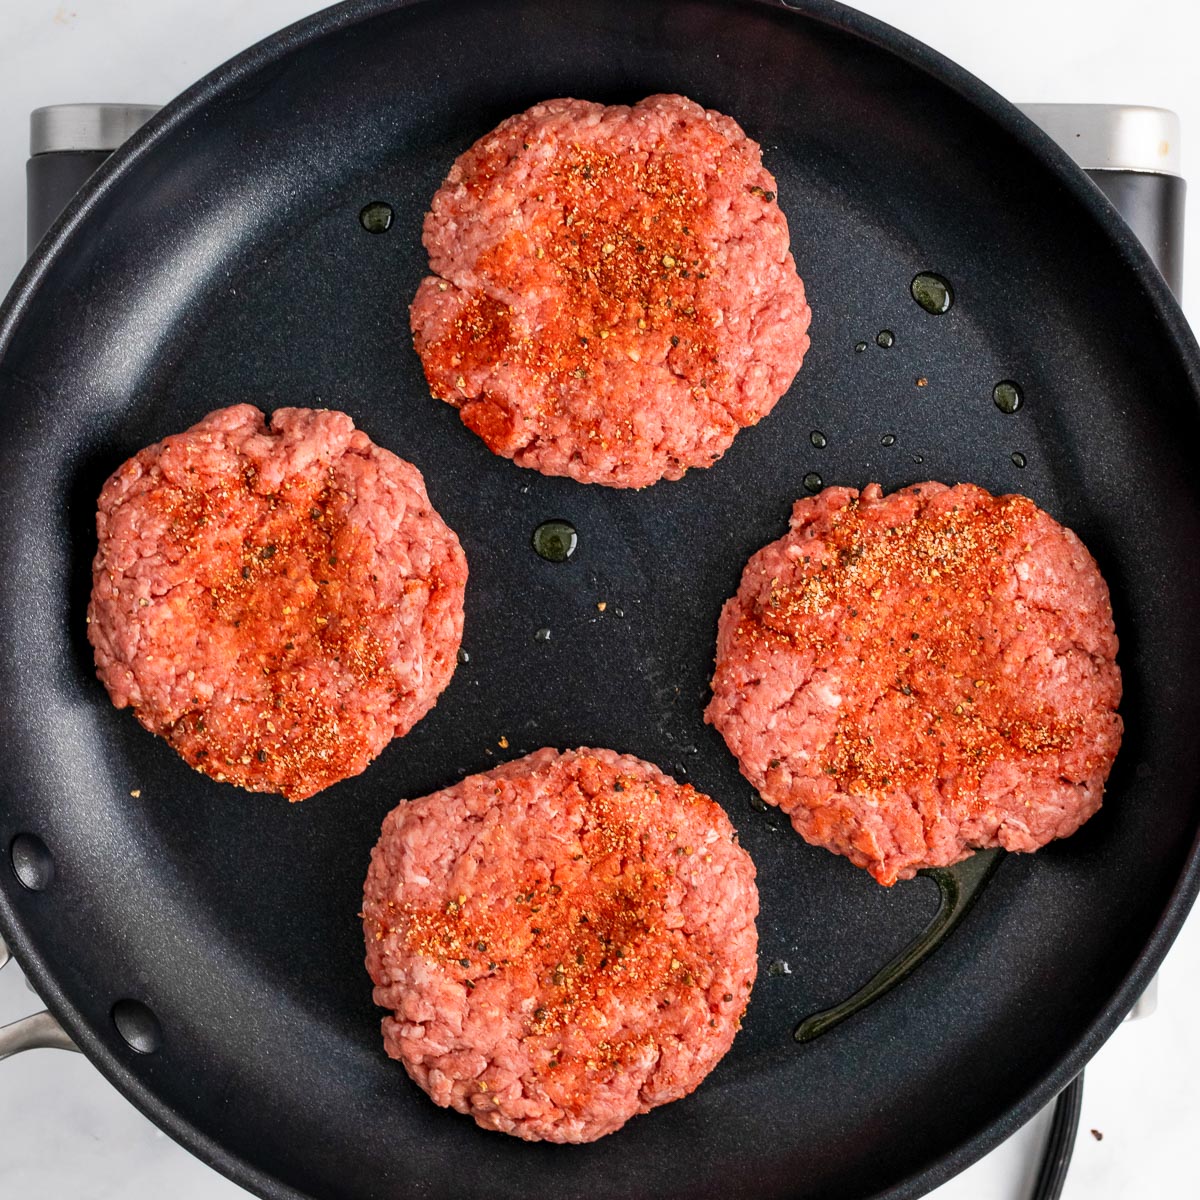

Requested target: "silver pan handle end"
[{"left": 0, "top": 936, "right": 77, "bottom": 1060}]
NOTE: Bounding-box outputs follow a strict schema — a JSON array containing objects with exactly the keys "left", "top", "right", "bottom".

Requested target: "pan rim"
[{"left": 1, "top": 1, "right": 1198, "bottom": 1198}]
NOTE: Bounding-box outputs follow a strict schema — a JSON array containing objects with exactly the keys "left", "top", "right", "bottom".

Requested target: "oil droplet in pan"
[
  {"left": 810, "top": 430, "right": 827, "bottom": 449},
  {"left": 881, "top": 434, "right": 896, "bottom": 447},
  {"left": 794, "top": 850, "right": 1003, "bottom": 1043},
  {"left": 1011, "top": 452, "right": 1027, "bottom": 469},
  {"left": 876, "top": 330, "right": 895, "bottom": 348},
  {"left": 359, "top": 201, "right": 394, "bottom": 233},
  {"left": 854, "top": 341, "right": 868, "bottom": 353},
  {"left": 803, "top": 472, "right": 823, "bottom": 494},
  {"left": 993, "top": 381, "right": 1023, "bottom": 414},
  {"left": 910, "top": 272, "right": 954, "bottom": 315},
  {"left": 532, "top": 520, "right": 577, "bottom": 562}
]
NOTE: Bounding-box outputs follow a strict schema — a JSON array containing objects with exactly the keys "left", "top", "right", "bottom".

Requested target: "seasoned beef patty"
[
  {"left": 411, "top": 93, "right": 811, "bottom": 488},
  {"left": 88, "top": 405, "right": 467, "bottom": 800},
  {"left": 362, "top": 747, "right": 758, "bottom": 1142},
  {"left": 706, "top": 483, "right": 1123, "bottom": 885}
]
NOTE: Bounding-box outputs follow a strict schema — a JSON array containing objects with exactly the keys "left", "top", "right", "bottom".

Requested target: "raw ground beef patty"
[
  {"left": 410, "top": 93, "right": 811, "bottom": 487},
  {"left": 705, "top": 483, "right": 1123, "bottom": 885},
  {"left": 88, "top": 405, "right": 467, "bottom": 800},
  {"left": 362, "top": 747, "right": 758, "bottom": 1142}
]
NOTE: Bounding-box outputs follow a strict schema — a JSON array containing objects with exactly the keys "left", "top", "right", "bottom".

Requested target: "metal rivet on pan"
[
  {"left": 359, "top": 201, "right": 394, "bottom": 233},
  {"left": 9, "top": 833, "right": 54, "bottom": 892},
  {"left": 111, "top": 999, "right": 162, "bottom": 1054}
]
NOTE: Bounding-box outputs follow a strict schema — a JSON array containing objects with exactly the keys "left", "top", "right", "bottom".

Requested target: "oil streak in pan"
[{"left": 794, "top": 849, "right": 1005, "bottom": 1043}]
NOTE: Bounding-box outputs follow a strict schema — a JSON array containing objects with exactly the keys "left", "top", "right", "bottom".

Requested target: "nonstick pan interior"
[{"left": 1, "top": 2, "right": 1199, "bottom": 1199}]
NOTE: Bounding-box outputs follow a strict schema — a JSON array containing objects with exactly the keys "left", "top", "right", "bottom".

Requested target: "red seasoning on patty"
[
  {"left": 362, "top": 747, "right": 758, "bottom": 1142},
  {"left": 411, "top": 94, "right": 811, "bottom": 487},
  {"left": 706, "top": 483, "right": 1123, "bottom": 885},
  {"left": 88, "top": 405, "right": 467, "bottom": 800}
]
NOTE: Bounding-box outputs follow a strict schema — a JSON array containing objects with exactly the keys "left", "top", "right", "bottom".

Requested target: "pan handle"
[{"left": 0, "top": 937, "right": 78, "bottom": 1060}]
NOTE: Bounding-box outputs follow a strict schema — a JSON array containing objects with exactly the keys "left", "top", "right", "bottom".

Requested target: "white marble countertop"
[{"left": 1, "top": 1, "right": 1197, "bottom": 1197}]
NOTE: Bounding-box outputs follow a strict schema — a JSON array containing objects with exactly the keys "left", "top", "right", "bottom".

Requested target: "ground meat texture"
[
  {"left": 705, "top": 483, "right": 1123, "bottom": 885},
  {"left": 410, "top": 94, "right": 811, "bottom": 488},
  {"left": 88, "top": 405, "right": 467, "bottom": 800},
  {"left": 362, "top": 747, "right": 758, "bottom": 1142}
]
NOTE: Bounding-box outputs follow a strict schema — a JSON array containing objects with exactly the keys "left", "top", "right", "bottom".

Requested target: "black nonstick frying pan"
[{"left": 2, "top": 2, "right": 1199, "bottom": 1198}]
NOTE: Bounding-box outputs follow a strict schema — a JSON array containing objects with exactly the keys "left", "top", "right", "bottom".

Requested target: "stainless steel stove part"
[
  {"left": 1021, "top": 104, "right": 1185, "bottom": 298},
  {"left": 26, "top": 103, "right": 159, "bottom": 254},
  {"left": 1126, "top": 978, "right": 1158, "bottom": 1020},
  {"left": 1020, "top": 104, "right": 1180, "bottom": 174},
  {"left": 29, "top": 103, "right": 162, "bottom": 157}
]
